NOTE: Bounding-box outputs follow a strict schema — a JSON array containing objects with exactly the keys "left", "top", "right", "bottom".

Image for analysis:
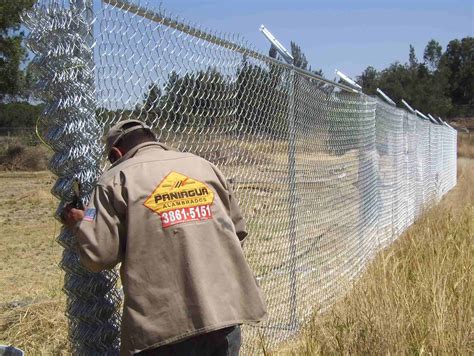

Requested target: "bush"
[
  {"left": 458, "top": 132, "right": 474, "bottom": 159},
  {"left": 6, "top": 144, "right": 25, "bottom": 158},
  {"left": 0, "top": 143, "right": 50, "bottom": 171},
  {"left": 0, "top": 102, "right": 44, "bottom": 128}
]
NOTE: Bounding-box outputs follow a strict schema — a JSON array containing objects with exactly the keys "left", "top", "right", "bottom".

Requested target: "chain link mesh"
[
  {"left": 23, "top": 0, "right": 457, "bottom": 354},
  {"left": 22, "top": 1, "right": 121, "bottom": 354}
]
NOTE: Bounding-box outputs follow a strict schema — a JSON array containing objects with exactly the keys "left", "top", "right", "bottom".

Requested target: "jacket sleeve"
[
  {"left": 227, "top": 183, "right": 248, "bottom": 246},
  {"left": 209, "top": 163, "right": 248, "bottom": 246},
  {"left": 74, "top": 184, "right": 126, "bottom": 273}
]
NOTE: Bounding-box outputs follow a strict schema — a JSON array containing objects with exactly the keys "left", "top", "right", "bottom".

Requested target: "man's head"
[{"left": 106, "top": 120, "right": 156, "bottom": 163}]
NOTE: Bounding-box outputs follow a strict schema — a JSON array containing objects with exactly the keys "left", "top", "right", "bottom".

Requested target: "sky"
[{"left": 132, "top": 0, "right": 473, "bottom": 80}]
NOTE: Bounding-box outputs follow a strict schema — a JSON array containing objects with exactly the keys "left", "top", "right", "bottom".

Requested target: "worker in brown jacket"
[{"left": 63, "top": 119, "right": 267, "bottom": 355}]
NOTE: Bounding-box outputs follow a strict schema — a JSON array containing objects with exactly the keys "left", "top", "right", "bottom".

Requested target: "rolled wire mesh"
[
  {"left": 22, "top": 0, "right": 458, "bottom": 353},
  {"left": 22, "top": 1, "right": 121, "bottom": 354}
]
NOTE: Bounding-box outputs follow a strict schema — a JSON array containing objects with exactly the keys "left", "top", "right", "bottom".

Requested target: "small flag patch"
[{"left": 83, "top": 208, "right": 96, "bottom": 222}]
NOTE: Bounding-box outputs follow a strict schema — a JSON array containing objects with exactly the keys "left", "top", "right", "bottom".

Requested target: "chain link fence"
[{"left": 23, "top": 0, "right": 457, "bottom": 354}]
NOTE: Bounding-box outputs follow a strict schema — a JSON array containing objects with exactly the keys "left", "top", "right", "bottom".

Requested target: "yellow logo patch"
[{"left": 144, "top": 172, "right": 214, "bottom": 227}]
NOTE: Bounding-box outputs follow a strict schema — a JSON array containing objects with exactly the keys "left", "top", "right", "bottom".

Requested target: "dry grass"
[
  {"left": 449, "top": 118, "right": 474, "bottom": 131},
  {"left": 0, "top": 172, "right": 62, "bottom": 304},
  {"left": 277, "top": 158, "right": 473, "bottom": 355},
  {"left": 0, "top": 171, "right": 66, "bottom": 354},
  {"left": 458, "top": 132, "right": 474, "bottom": 159},
  {"left": 0, "top": 300, "right": 68, "bottom": 355},
  {"left": 0, "top": 158, "right": 472, "bottom": 354},
  {"left": 0, "top": 143, "right": 51, "bottom": 171}
]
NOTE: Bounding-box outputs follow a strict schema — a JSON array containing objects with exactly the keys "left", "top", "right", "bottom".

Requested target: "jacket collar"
[{"left": 110, "top": 141, "right": 170, "bottom": 168}]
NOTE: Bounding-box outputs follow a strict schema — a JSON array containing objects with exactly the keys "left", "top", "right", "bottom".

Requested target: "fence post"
[
  {"left": 287, "top": 68, "right": 298, "bottom": 330},
  {"left": 259, "top": 25, "right": 299, "bottom": 330}
]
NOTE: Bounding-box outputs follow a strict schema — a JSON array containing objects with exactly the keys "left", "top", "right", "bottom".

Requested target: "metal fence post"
[
  {"left": 259, "top": 24, "right": 298, "bottom": 330},
  {"left": 287, "top": 68, "right": 298, "bottom": 330}
]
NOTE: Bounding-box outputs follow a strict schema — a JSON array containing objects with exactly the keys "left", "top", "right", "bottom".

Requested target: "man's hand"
[{"left": 62, "top": 203, "right": 85, "bottom": 228}]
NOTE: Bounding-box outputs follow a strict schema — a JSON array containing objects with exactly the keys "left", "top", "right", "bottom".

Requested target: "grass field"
[
  {"left": 0, "top": 151, "right": 472, "bottom": 354},
  {"left": 0, "top": 172, "right": 68, "bottom": 354},
  {"left": 276, "top": 157, "right": 473, "bottom": 355},
  {"left": 458, "top": 132, "right": 474, "bottom": 159}
]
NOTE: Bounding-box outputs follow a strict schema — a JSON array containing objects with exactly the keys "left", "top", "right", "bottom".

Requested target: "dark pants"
[{"left": 136, "top": 326, "right": 241, "bottom": 356}]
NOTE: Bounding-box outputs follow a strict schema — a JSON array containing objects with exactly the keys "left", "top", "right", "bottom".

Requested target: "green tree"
[
  {"left": 143, "top": 84, "right": 162, "bottom": 110},
  {"left": 154, "top": 68, "right": 233, "bottom": 129},
  {"left": 0, "top": 0, "right": 36, "bottom": 99},
  {"left": 357, "top": 42, "right": 454, "bottom": 117},
  {"left": 423, "top": 39, "right": 442, "bottom": 72},
  {"left": 358, "top": 38, "right": 473, "bottom": 117},
  {"left": 376, "top": 60, "right": 452, "bottom": 117},
  {"left": 142, "top": 83, "right": 162, "bottom": 124},
  {"left": 269, "top": 44, "right": 277, "bottom": 59},
  {"left": 190, "top": 68, "right": 230, "bottom": 127},
  {"left": 236, "top": 59, "right": 288, "bottom": 135},
  {"left": 439, "top": 37, "right": 474, "bottom": 117},
  {"left": 0, "top": 101, "right": 43, "bottom": 127},
  {"left": 290, "top": 41, "right": 308, "bottom": 70},
  {"left": 412, "top": 63, "right": 451, "bottom": 116},
  {"left": 357, "top": 66, "right": 379, "bottom": 95},
  {"left": 377, "top": 62, "right": 411, "bottom": 104},
  {"left": 311, "top": 68, "right": 324, "bottom": 77},
  {"left": 408, "top": 44, "right": 418, "bottom": 69}
]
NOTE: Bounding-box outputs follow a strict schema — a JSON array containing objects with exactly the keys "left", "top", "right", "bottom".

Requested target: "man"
[{"left": 64, "top": 119, "right": 267, "bottom": 355}]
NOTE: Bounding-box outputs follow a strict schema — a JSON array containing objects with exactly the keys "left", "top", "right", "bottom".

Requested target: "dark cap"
[{"left": 105, "top": 119, "right": 155, "bottom": 152}]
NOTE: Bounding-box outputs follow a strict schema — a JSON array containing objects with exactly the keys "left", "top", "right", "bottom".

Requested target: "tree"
[
  {"left": 0, "top": 101, "right": 43, "bottom": 127},
  {"left": 357, "top": 66, "right": 379, "bottom": 95},
  {"left": 236, "top": 59, "right": 288, "bottom": 135},
  {"left": 356, "top": 39, "right": 468, "bottom": 117},
  {"left": 377, "top": 62, "right": 411, "bottom": 104},
  {"left": 376, "top": 59, "right": 452, "bottom": 117},
  {"left": 439, "top": 37, "right": 474, "bottom": 117},
  {"left": 0, "top": 0, "right": 36, "bottom": 100},
  {"left": 412, "top": 63, "right": 452, "bottom": 116},
  {"left": 423, "top": 39, "right": 442, "bottom": 72},
  {"left": 151, "top": 68, "right": 233, "bottom": 130},
  {"left": 143, "top": 83, "right": 161, "bottom": 111},
  {"left": 290, "top": 41, "right": 308, "bottom": 70},
  {"left": 311, "top": 68, "right": 324, "bottom": 77},
  {"left": 269, "top": 44, "right": 277, "bottom": 59},
  {"left": 191, "top": 68, "right": 230, "bottom": 127},
  {"left": 408, "top": 44, "right": 418, "bottom": 69},
  {"left": 142, "top": 83, "right": 162, "bottom": 125}
]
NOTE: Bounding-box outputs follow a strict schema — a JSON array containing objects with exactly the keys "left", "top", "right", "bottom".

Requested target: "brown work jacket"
[{"left": 75, "top": 142, "right": 267, "bottom": 355}]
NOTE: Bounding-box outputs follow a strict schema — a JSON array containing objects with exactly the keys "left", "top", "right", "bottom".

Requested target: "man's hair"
[{"left": 114, "top": 122, "right": 156, "bottom": 152}]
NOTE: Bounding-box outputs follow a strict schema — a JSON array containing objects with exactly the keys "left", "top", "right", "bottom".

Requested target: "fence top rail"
[{"left": 102, "top": 0, "right": 359, "bottom": 94}]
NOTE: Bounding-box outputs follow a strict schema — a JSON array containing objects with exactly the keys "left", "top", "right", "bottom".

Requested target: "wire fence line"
[{"left": 22, "top": 0, "right": 457, "bottom": 354}]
